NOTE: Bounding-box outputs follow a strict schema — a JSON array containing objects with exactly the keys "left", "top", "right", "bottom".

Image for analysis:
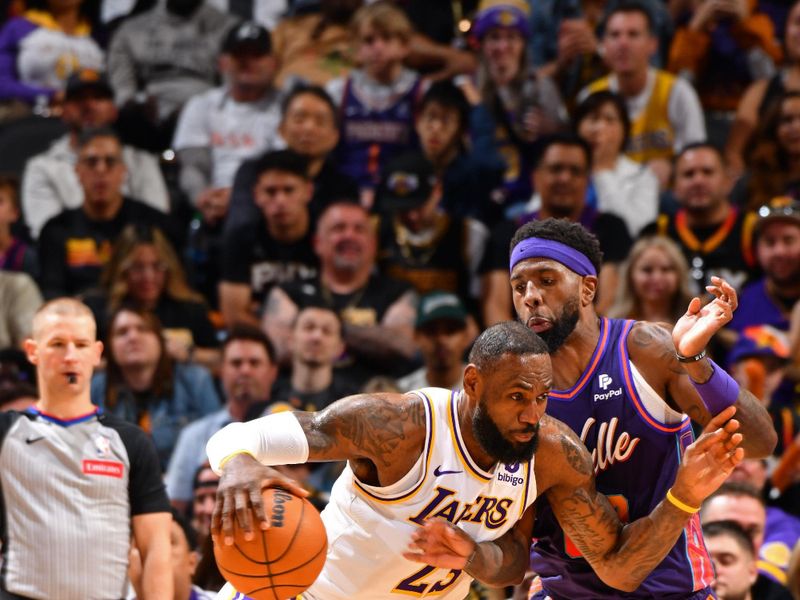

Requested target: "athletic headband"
[{"left": 509, "top": 237, "right": 597, "bottom": 276}]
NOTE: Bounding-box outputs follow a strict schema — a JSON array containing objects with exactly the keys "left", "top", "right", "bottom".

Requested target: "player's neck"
[
  {"left": 549, "top": 315, "right": 602, "bottom": 389},
  {"left": 36, "top": 395, "right": 95, "bottom": 420},
  {"left": 456, "top": 392, "right": 495, "bottom": 471}
]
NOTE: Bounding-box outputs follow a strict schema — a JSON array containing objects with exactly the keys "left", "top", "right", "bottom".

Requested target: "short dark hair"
[
  {"left": 674, "top": 141, "right": 725, "bottom": 166},
  {"left": 602, "top": 0, "right": 655, "bottom": 35},
  {"left": 706, "top": 481, "right": 765, "bottom": 505},
  {"left": 468, "top": 321, "right": 548, "bottom": 371},
  {"left": 223, "top": 324, "right": 277, "bottom": 365},
  {"left": 419, "top": 80, "right": 470, "bottom": 131},
  {"left": 572, "top": 91, "right": 631, "bottom": 153},
  {"left": 703, "top": 520, "right": 756, "bottom": 557},
  {"left": 251, "top": 150, "right": 310, "bottom": 181},
  {"left": 510, "top": 218, "right": 604, "bottom": 274},
  {"left": 76, "top": 126, "right": 121, "bottom": 150},
  {"left": 171, "top": 507, "right": 199, "bottom": 551},
  {"left": 281, "top": 83, "right": 338, "bottom": 128},
  {"left": 293, "top": 303, "right": 345, "bottom": 338},
  {"left": 532, "top": 133, "right": 593, "bottom": 171}
]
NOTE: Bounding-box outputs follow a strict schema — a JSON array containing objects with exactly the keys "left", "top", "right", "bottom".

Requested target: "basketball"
[{"left": 213, "top": 487, "right": 328, "bottom": 600}]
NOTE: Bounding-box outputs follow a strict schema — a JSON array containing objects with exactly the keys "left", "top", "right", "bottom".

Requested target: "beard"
[
  {"left": 472, "top": 398, "right": 539, "bottom": 465},
  {"left": 534, "top": 297, "right": 580, "bottom": 353}
]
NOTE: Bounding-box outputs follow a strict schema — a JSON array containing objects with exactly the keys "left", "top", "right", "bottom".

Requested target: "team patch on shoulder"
[{"left": 82, "top": 459, "right": 124, "bottom": 478}]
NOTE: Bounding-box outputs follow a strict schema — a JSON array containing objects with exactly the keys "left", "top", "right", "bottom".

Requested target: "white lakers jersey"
[{"left": 217, "top": 388, "right": 538, "bottom": 600}]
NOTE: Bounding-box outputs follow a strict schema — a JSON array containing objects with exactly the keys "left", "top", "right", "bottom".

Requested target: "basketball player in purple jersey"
[{"left": 508, "top": 218, "right": 777, "bottom": 599}]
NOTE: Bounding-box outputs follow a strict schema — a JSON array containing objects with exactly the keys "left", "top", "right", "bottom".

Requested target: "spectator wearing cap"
[
  {"left": 467, "top": 0, "right": 567, "bottom": 208},
  {"left": 396, "top": 291, "right": 472, "bottom": 393},
  {"left": 376, "top": 151, "right": 489, "bottom": 313},
  {"left": 37, "top": 127, "right": 183, "bottom": 298},
  {"left": 264, "top": 199, "right": 417, "bottom": 384},
  {"left": 107, "top": 0, "right": 239, "bottom": 151},
  {"left": 579, "top": 1, "right": 706, "bottom": 189},
  {"left": 172, "top": 21, "right": 283, "bottom": 230},
  {"left": 728, "top": 196, "right": 800, "bottom": 337},
  {"left": 0, "top": 0, "right": 103, "bottom": 116},
  {"left": 21, "top": 68, "right": 170, "bottom": 239}
]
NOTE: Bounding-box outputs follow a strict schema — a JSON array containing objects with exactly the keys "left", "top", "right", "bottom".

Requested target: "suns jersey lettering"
[
  {"left": 530, "top": 318, "right": 715, "bottom": 599},
  {"left": 308, "top": 387, "right": 537, "bottom": 599}
]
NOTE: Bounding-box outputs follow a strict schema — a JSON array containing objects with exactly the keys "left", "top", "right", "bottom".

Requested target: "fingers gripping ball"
[{"left": 214, "top": 488, "right": 327, "bottom": 600}]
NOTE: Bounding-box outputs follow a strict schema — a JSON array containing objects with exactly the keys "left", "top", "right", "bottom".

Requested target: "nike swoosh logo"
[
  {"left": 25, "top": 436, "right": 45, "bottom": 444},
  {"left": 433, "top": 466, "right": 462, "bottom": 477}
]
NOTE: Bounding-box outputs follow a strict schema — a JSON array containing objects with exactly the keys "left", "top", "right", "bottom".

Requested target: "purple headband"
[{"left": 509, "top": 237, "right": 597, "bottom": 276}]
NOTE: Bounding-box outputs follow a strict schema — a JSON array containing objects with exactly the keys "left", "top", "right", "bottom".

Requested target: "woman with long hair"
[
  {"left": 84, "top": 224, "right": 220, "bottom": 371},
  {"left": 608, "top": 236, "right": 694, "bottom": 324},
  {"left": 740, "top": 91, "right": 800, "bottom": 210},
  {"left": 90, "top": 305, "right": 220, "bottom": 469},
  {"left": 727, "top": 0, "right": 800, "bottom": 176}
]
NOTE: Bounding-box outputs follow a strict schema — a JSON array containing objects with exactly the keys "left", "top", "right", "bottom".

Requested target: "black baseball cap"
[
  {"left": 416, "top": 291, "right": 468, "bottom": 329},
  {"left": 64, "top": 68, "right": 114, "bottom": 101},
  {"left": 377, "top": 152, "right": 437, "bottom": 212},
  {"left": 222, "top": 22, "right": 272, "bottom": 56}
]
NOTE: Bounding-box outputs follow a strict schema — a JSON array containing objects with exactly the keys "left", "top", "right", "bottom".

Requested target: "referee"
[{"left": 0, "top": 298, "right": 172, "bottom": 599}]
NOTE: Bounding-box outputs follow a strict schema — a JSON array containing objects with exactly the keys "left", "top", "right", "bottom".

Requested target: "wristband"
[
  {"left": 666, "top": 488, "right": 700, "bottom": 514},
  {"left": 691, "top": 358, "right": 739, "bottom": 415},
  {"left": 676, "top": 349, "right": 706, "bottom": 363}
]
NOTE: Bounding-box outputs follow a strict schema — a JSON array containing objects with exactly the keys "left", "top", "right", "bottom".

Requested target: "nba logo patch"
[{"left": 93, "top": 434, "right": 112, "bottom": 458}]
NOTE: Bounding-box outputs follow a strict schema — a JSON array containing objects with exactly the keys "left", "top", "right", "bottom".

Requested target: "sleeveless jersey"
[
  {"left": 336, "top": 72, "right": 422, "bottom": 190},
  {"left": 218, "top": 387, "right": 539, "bottom": 600},
  {"left": 530, "top": 318, "right": 715, "bottom": 599},
  {"left": 586, "top": 71, "right": 676, "bottom": 164}
]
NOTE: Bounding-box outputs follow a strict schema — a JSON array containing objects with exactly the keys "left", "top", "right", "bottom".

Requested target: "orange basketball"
[{"left": 213, "top": 487, "right": 327, "bottom": 600}]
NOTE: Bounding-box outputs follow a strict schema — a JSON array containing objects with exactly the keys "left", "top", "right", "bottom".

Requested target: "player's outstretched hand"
[
  {"left": 211, "top": 453, "right": 308, "bottom": 546},
  {"left": 671, "top": 406, "right": 744, "bottom": 508},
  {"left": 673, "top": 276, "right": 738, "bottom": 358},
  {"left": 403, "top": 519, "right": 477, "bottom": 570}
]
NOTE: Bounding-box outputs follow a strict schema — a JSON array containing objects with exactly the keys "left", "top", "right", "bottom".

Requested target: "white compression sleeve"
[{"left": 206, "top": 411, "right": 310, "bottom": 474}]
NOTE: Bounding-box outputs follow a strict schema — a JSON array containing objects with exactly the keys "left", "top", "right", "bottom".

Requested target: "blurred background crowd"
[{"left": 2, "top": 0, "right": 800, "bottom": 598}]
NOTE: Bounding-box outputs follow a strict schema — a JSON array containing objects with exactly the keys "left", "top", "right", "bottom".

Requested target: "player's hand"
[
  {"left": 672, "top": 276, "right": 738, "bottom": 358},
  {"left": 211, "top": 453, "right": 307, "bottom": 546},
  {"left": 403, "top": 519, "right": 477, "bottom": 570},
  {"left": 672, "top": 406, "right": 743, "bottom": 507}
]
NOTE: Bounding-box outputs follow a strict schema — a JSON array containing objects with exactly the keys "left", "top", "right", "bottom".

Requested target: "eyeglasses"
[
  {"left": 79, "top": 155, "right": 122, "bottom": 169},
  {"left": 126, "top": 262, "right": 168, "bottom": 275}
]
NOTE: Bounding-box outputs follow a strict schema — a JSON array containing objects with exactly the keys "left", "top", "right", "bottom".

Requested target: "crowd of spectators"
[{"left": 2, "top": 0, "right": 800, "bottom": 598}]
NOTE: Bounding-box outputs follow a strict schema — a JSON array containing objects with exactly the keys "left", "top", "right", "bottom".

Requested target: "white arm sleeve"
[{"left": 206, "top": 411, "right": 310, "bottom": 475}]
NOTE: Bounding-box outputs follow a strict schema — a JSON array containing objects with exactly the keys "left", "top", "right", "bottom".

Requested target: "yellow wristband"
[
  {"left": 218, "top": 450, "right": 256, "bottom": 471},
  {"left": 666, "top": 488, "right": 700, "bottom": 514}
]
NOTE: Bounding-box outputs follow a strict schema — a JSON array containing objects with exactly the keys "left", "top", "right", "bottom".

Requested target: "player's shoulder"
[
  {"left": 626, "top": 320, "right": 674, "bottom": 355},
  {"left": 535, "top": 415, "right": 594, "bottom": 490}
]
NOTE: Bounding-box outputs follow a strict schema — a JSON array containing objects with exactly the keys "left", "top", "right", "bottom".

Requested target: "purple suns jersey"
[
  {"left": 336, "top": 73, "right": 422, "bottom": 189},
  {"left": 530, "top": 318, "right": 715, "bottom": 599}
]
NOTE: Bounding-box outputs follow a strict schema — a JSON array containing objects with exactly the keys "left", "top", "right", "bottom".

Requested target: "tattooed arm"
[
  {"left": 628, "top": 320, "right": 776, "bottom": 458},
  {"left": 538, "top": 410, "right": 743, "bottom": 591},
  {"left": 403, "top": 504, "right": 535, "bottom": 587},
  {"left": 210, "top": 393, "right": 428, "bottom": 539}
]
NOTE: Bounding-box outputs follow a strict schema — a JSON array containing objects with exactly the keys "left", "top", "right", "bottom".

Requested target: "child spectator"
[{"left": 325, "top": 1, "right": 424, "bottom": 206}]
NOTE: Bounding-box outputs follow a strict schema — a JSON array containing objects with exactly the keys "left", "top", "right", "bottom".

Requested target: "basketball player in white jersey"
[{"left": 208, "top": 321, "right": 743, "bottom": 599}]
